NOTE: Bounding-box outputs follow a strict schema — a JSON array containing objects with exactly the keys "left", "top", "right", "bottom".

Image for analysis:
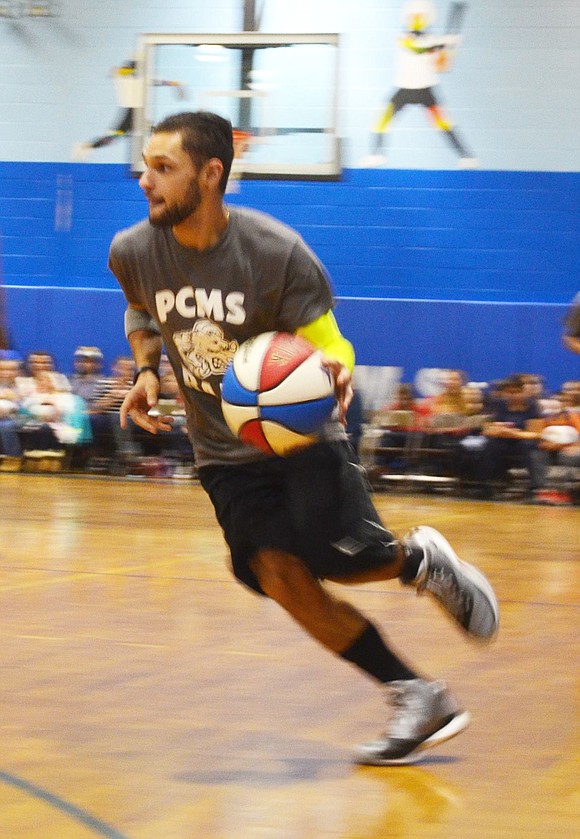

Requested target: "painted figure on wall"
[
  {"left": 72, "top": 59, "right": 187, "bottom": 161},
  {"left": 363, "top": 1, "right": 478, "bottom": 168}
]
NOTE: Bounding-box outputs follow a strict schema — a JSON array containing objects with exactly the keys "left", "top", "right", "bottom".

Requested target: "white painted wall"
[{"left": 0, "top": 0, "right": 578, "bottom": 169}]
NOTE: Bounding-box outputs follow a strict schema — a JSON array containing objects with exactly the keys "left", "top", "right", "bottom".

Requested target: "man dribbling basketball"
[{"left": 110, "top": 110, "right": 499, "bottom": 766}]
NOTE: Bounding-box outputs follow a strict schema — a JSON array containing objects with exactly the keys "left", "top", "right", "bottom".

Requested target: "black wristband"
[{"left": 133, "top": 366, "right": 160, "bottom": 385}]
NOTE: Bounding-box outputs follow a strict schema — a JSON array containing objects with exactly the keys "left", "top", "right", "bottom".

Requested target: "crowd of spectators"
[
  {"left": 0, "top": 346, "right": 195, "bottom": 479},
  {"left": 359, "top": 368, "right": 580, "bottom": 505},
  {"left": 1, "top": 349, "right": 579, "bottom": 503}
]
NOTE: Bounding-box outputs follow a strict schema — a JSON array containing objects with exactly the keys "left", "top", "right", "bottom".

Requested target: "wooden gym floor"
[{"left": 0, "top": 473, "right": 577, "bottom": 839}]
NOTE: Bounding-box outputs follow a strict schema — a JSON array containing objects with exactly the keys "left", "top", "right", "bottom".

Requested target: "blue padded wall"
[
  {"left": 1, "top": 162, "right": 578, "bottom": 391},
  {"left": 5, "top": 287, "right": 576, "bottom": 392}
]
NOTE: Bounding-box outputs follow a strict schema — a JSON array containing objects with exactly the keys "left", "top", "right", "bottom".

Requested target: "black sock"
[
  {"left": 399, "top": 546, "right": 424, "bottom": 584},
  {"left": 339, "top": 621, "right": 418, "bottom": 683}
]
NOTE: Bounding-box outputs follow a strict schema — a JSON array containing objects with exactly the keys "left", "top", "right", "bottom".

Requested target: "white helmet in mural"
[{"left": 401, "top": 0, "right": 436, "bottom": 32}]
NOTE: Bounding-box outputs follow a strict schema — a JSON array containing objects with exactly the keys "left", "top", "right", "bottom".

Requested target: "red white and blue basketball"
[{"left": 221, "top": 331, "right": 336, "bottom": 456}]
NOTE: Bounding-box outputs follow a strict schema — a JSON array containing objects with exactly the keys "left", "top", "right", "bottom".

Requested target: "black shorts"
[
  {"left": 391, "top": 86, "right": 438, "bottom": 109},
  {"left": 198, "top": 441, "right": 399, "bottom": 594}
]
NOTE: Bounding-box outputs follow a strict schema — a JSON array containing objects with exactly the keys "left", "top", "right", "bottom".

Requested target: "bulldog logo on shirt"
[{"left": 174, "top": 320, "right": 238, "bottom": 397}]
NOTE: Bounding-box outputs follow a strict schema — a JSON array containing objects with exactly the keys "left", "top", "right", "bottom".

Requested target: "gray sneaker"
[
  {"left": 404, "top": 526, "right": 499, "bottom": 641},
  {"left": 355, "top": 679, "right": 471, "bottom": 766}
]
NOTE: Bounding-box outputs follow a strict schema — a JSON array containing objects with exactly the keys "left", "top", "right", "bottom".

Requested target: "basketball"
[{"left": 221, "top": 331, "right": 336, "bottom": 456}]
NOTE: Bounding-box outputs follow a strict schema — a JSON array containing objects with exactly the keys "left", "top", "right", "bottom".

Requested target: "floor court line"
[{"left": 0, "top": 770, "right": 131, "bottom": 839}]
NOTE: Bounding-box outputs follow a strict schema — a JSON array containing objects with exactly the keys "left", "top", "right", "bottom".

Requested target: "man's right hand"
[{"left": 120, "top": 371, "right": 173, "bottom": 434}]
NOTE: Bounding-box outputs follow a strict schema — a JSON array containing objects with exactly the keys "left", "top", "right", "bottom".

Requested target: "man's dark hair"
[
  {"left": 152, "top": 111, "right": 234, "bottom": 194},
  {"left": 504, "top": 374, "right": 526, "bottom": 391}
]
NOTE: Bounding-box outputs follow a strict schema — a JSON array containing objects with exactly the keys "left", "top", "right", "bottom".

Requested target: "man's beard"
[{"left": 148, "top": 181, "right": 202, "bottom": 228}]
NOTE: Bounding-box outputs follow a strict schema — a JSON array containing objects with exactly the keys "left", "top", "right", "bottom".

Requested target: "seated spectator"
[
  {"left": 70, "top": 346, "right": 105, "bottom": 403},
  {"left": 561, "top": 379, "right": 580, "bottom": 410},
  {"left": 461, "top": 385, "right": 491, "bottom": 427},
  {"left": 87, "top": 355, "right": 138, "bottom": 469},
  {"left": 19, "top": 370, "right": 92, "bottom": 452},
  {"left": 374, "top": 382, "right": 431, "bottom": 433},
  {"left": 455, "top": 385, "right": 493, "bottom": 484},
  {"left": 534, "top": 387, "right": 580, "bottom": 504},
  {"left": 420, "top": 370, "right": 476, "bottom": 474},
  {"left": 538, "top": 391, "right": 563, "bottom": 417},
  {"left": 367, "top": 383, "right": 430, "bottom": 476},
  {"left": 425, "top": 368, "right": 467, "bottom": 415},
  {"left": 133, "top": 356, "right": 195, "bottom": 474},
  {"left": 476, "top": 374, "right": 546, "bottom": 499},
  {"left": 0, "top": 350, "right": 25, "bottom": 458},
  {"left": 483, "top": 378, "right": 506, "bottom": 413},
  {"left": 518, "top": 372, "right": 546, "bottom": 413},
  {"left": 16, "top": 350, "right": 70, "bottom": 398}
]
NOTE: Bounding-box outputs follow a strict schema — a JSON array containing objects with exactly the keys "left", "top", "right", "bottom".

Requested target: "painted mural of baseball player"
[
  {"left": 72, "top": 59, "right": 187, "bottom": 161},
  {"left": 364, "top": 1, "right": 478, "bottom": 168}
]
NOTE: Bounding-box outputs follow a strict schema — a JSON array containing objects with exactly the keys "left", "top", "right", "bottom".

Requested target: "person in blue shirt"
[{"left": 477, "top": 374, "right": 546, "bottom": 497}]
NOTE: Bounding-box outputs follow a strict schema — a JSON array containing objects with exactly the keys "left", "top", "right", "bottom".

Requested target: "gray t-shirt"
[{"left": 109, "top": 206, "right": 345, "bottom": 466}]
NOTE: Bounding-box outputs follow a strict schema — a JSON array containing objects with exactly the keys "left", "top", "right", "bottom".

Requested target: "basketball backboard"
[{"left": 132, "top": 32, "right": 341, "bottom": 180}]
